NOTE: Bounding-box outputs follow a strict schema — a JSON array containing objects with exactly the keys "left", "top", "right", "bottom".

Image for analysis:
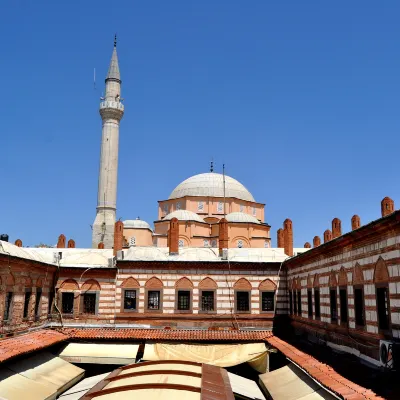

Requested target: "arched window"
[
  {"left": 353, "top": 263, "right": 365, "bottom": 327},
  {"left": 178, "top": 239, "right": 184, "bottom": 248},
  {"left": 234, "top": 278, "right": 252, "bottom": 312},
  {"left": 199, "top": 277, "right": 217, "bottom": 313},
  {"left": 145, "top": 277, "right": 163, "bottom": 311},
  {"left": 81, "top": 279, "right": 101, "bottom": 315},
  {"left": 329, "top": 271, "right": 338, "bottom": 324},
  {"left": 338, "top": 267, "right": 348, "bottom": 325},
  {"left": 121, "top": 277, "right": 140, "bottom": 312},
  {"left": 259, "top": 279, "right": 277, "bottom": 312},
  {"left": 374, "top": 257, "right": 390, "bottom": 331},
  {"left": 59, "top": 279, "right": 79, "bottom": 315},
  {"left": 237, "top": 240, "right": 243, "bottom": 248}
]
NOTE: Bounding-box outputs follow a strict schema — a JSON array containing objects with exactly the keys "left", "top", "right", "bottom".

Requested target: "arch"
[
  {"left": 178, "top": 236, "right": 191, "bottom": 247},
  {"left": 60, "top": 279, "right": 79, "bottom": 291},
  {"left": 199, "top": 277, "right": 218, "bottom": 289},
  {"left": 307, "top": 275, "right": 313, "bottom": 288},
  {"left": 313, "top": 274, "right": 320, "bottom": 288},
  {"left": 231, "top": 236, "right": 250, "bottom": 248},
  {"left": 20, "top": 276, "right": 32, "bottom": 287},
  {"left": 234, "top": 278, "right": 252, "bottom": 290},
  {"left": 328, "top": 271, "right": 337, "bottom": 287},
  {"left": 352, "top": 263, "right": 364, "bottom": 285},
  {"left": 259, "top": 279, "right": 277, "bottom": 291},
  {"left": 81, "top": 279, "right": 101, "bottom": 291},
  {"left": 121, "top": 277, "right": 140, "bottom": 288},
  {"left": 145, "top": 276, "right": 163, "bottom": 289},
  {"left": 374, "top": 257, "right": 389, "bottom": 283},
  {"left": 338, "top": 267, "right": 348, "bottom": 286},
  {"left": 36, "top": 278, "right": 43, "bottom": 288},
  {"left": 175, "top": 277, "right": 193, "bottom": 289}
]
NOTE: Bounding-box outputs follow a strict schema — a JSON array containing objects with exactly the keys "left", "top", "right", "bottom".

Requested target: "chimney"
[
  {"left": 381, "top": 197, "right": 395, "bottom": 217},
  {"left": 304, "top": 242, "right": 311, "bottom": 248},
  {"left": 283, "top": 219, "right": 293, "bottom": 257},
  {"left": 169, "top": 217, "right": 179, "bottom": 255},
  {"left": 277, "top": 228, "right": 285, "bottom": 248},
  {"left": 351, "top": 215, "right": 361, "bottom": 230},
  {"left": 98, "top": 242, "right": 105, "bottom": 249},
  {"left": 323, "top": 229, "right": 332, "bottom": 243},
  {"left": 113, "top": 221, "right": 124, "bottom": 256},
  {"left": 219, "top": 218, "right": 229, "bottom": 257},
  {"left": 57, "top": 234, "right": 66, "bottom": 248},
  {"left": 313, "top": 236, "right": 321, "bottom": 247},
  {"left": 332, "top": 218, "right": 342, "bottom": 239},
  {"left": 14, "top": 239, "right": 22, "bottom": 247},
  {"left": 67, "top": 239, "right": 75, "bottom": 248}
]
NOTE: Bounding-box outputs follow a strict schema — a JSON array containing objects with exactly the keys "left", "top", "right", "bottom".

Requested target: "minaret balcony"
[{"left": 100, "top": 100, "right": 124, "bottom": 111}]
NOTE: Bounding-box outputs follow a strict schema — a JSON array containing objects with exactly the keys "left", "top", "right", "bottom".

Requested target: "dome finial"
[
  {"left": 114, "top": 34, "right": 117, "bottom": 48},
  {"left": 210, "top": 158, "right": 214, "bottom": 173}
]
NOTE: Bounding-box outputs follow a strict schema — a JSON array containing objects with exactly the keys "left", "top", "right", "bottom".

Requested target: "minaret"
[{"left": 92, "top": 36, "right": 124, "bottom": 248}]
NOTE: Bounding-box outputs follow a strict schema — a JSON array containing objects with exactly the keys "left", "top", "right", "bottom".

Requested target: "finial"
[
  {"left": 114, "top": 34, "right": 117, "bottom": 48},
  {"left": 210, "top": 160, "right": 214, "bottom": 173}
]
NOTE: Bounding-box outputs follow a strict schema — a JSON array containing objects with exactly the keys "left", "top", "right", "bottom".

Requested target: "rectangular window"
[
  {"left": 339, "top": 288, "right": 348, "bottom": 324},
  {"left": 217, "top": 202, "right": 223, "bottom": 213},
  {"left": 236, "top": 291, "right": 250, "bottom": 312},
  {"left": 314, "top": 289, "right": 320, "bottom": 319},
  {"left": 83, "top": 293, "right": 97, "bottom": 314},
  {"left": 124, "top": 290, "right": 137, "bottom": 310},
  {"left": 377, "top": 287, "right": 390, "bottom": 330},
  {"left": 23, "top": 291, "right": 31, "bottom": 318},
  {"left": 177, "top": 290, "right": 191, "bottom": 311},
  {"left": 261, "top": 292, "right": 274, "bottom": 311},
  {"left": 148, "top": 291, "right": 160, "bottom": 310},
  {"left": 48, "top": 291, "right": 55, "bottom": 315},
  {"left": 307, "top": 290, "right": 313, "bottom": 318},
  {"left": 354, "top": 287, "right": 365, "bottom": 326},
  {"left": 330, "top": 289, "right": 337, "bottom": 323},
  {"left": 297, "top": 291, "right": 302, "bottom": 316},
  {"left": 4, "top": 292, "right": 12, "bottom": 321},
  {"left": 35, "top": 289, "right": 42, "bottom": 317},
  {"left": 62, "top": 292, "right": 74, "bottom": 314},
  {"left": 198, "top": 201, "right": 204, "bottom": 211},
  {"left": 293, "top": 291, "right": 297, "bottom": 315},
  {"left": 289, "top": 291, "right": 293, "bottom": 315},
  {"left": 201, "top": 291, "right": 214, "bottom": 312}
]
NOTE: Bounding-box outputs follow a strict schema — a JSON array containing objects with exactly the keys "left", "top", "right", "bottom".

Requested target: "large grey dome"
[{"left": 169, "top": 173, "right": 255, "bottom": 202}]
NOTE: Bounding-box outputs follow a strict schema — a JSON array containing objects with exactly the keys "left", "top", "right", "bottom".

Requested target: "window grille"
[
  {"left": 178, "top": 239, "right": 184, "bottom": 248},
  {"left": 217, "top": 202, "right": 223, "bottom": 212},
  {"left": 264, "top": 241, "right": 269, "bottom": 248},
  {"left": 354, "top": 288, "right": 365, "bottom": 326},
  {"left": 307, "top": 290, "right": 313, "bottom": 317},
  {"left": 203, "top": 239, "right": 209, "bottom": 247},
  {"left": 176, "top": 202, "right": 181, "bottom": 210},
  {"left": 261, "top": 292, "right": 274, "bottom": 311},
  {"left": 314, "top": 289, "right": 320, "bottom": 319},
  {"left": 330, "top": 289, "right": 337, "bottom": 323},
  {"left": 211, "top": 240, "right": 217, "bottom": 248},
  {"left": 62, "top": 292, "right": 74, "bottom": 314},
  {"left": 4, "top": 292, "right": 12, "bottom": 321},
  {"left": 201, "top": 291, "right": 214, "bottom": 311},
  {"left": 236, "top": 291, "right": 249, "bottom": 312},
  {"left": 23, "top": 292, "right": 31, "bottom": 318},
  {"left": 124, "top": 290, "right": 137, "bottom": 310},
  {"left": 83, "top": 293, "right": 96, "bottom": 314},
  {"left": 129, "top": 237, "right": 136, "bottom": 247},
  {"left": 177, "top": 290, "right": 191, "bottom": 311},
  {"left": 148, "top": 291, "right": 160, "bottom": 310},
  {"left": 198, "top": 201, "right": 204, "bottom": 211},
  {"left": 237, "top": 240, "right": 243, "bottom": 248},
  {"left": 339, "top": 288, "right": 348, "bottom": 323},
  {"left": 35, "top": 289, "right": 42, "bottom": 317},
  {"left": 163, "top": 204, "right": 168, "bottom": 215}
]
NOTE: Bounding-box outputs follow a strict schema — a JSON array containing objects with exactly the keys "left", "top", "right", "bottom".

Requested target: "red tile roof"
[
  {"left": 0, "top": 329, "right": 67, "bottom": 364},
  {"left": 266, "top": 336, "right": 384, "bottom": 400},
  {"left": 61, "top": 327, "right": 274, "bottom": 342}
]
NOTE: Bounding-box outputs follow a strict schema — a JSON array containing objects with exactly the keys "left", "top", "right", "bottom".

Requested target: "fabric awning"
[
  {"left": 59, "top": 373, "right": 110, "bottom": 400},
  {"left": 59, "top": 343, "right": 140, "bottom": 364},
  {"left": 0, "top": 352, "right": 84, "bottom": 400},
  {"left": 227, "top": 371, "right": 266, "bottom": 400},
  {"left": 143, "top": 342, "right": 268, "bottom": 371},
  {"left": 259, "top": 363, "right": 336, "bottom": 400}
]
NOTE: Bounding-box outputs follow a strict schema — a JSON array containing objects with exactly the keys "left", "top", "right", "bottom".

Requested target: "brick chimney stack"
[
  {"left": 277, "top": 228, "right": 285, "bottom": 248},
  {"left": 98, "top": 242, "right": 105, "bottom": 249},
  {"left": 57, "top": 234, "right": 66, "bottom": 248},
  {"left": 332, "top": 218, "right": 342, "bottom": 239},
  {"left": 351, "top": 215, "right": 361, "bottom": 230},
  {"left": 168, "top": 218, "right": 179, "bottom": 255},
  {"left": 14, "top": 239, "right": 22, "bottom": 247},
  {"left": 313, "top": 236, "right": 321, "bottom": 247},
  {"left": 113, "top": 221, "right": 124, "bottom": 256},
  {"left": 67, "top": 239, "right": 75, "bottom": 248},
  {"left": 304, "top": 242, "right": 311, "bottom": 248},
  {"left": 219, "top": 218, "right": 229, "bottom": 257},
  {"left": 283, "top": 219, "right": 293, "bottom": 257},
  {"left": 323, "top": 229, "right": 332, "bottom": 243},
  {"left": 381, "top": 197, "right": 395, "bottom": 217}
]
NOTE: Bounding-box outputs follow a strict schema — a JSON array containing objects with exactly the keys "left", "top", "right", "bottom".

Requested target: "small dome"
[
  {"left": 163, "top": 210, "right": 205, "bottom": 223},
  {"left": 226, "top": 212, "right": 260, "bottom": 224},
  {"left": 123, "top": 218, "right": 152, "bottom": 231},
  {"left": 169, "top": 173, "right": 255, "bottom": 202}
]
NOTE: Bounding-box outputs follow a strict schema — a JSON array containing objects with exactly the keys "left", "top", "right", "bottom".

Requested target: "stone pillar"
[
  {"left": 351, "top": 215, "right": 361, "bottom": 230},
  {"left": 218, "top": 218, "right": 229, "bottom": 256},
  {"left": 277, "top": 228, "right": 285, "bottom": 248},
  {"left": 332, "top": 218, "right": 342, "bottom": 239},
  {"left": 283, "top": 219, "right": 293, "bottom": 257},
  {"left": 381, "top": 197, "right": 395, "bottom": 217},
  {"left": 313, "top": 236, "right": 321, "bottom": 247},
  {"left": 113, "top": 221, "right": 124, "bottom": 256},
  {"left": 169, "top": 218, "right": 179, "bottom": 255}
]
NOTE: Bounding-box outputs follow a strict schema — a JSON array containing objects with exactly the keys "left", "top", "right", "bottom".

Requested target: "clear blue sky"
[{"left": 2, "top": 1, "right": 400, "bottom": 248}]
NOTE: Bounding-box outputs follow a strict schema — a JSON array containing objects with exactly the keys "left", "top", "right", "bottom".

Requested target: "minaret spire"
[{"left": 92, "top": 38, "right": 124, "bottom": 249}]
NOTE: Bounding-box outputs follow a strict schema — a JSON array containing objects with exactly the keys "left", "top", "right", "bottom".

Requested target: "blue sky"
[{"left": 2, "top": 1, "right": 400, "bottom": 248}]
